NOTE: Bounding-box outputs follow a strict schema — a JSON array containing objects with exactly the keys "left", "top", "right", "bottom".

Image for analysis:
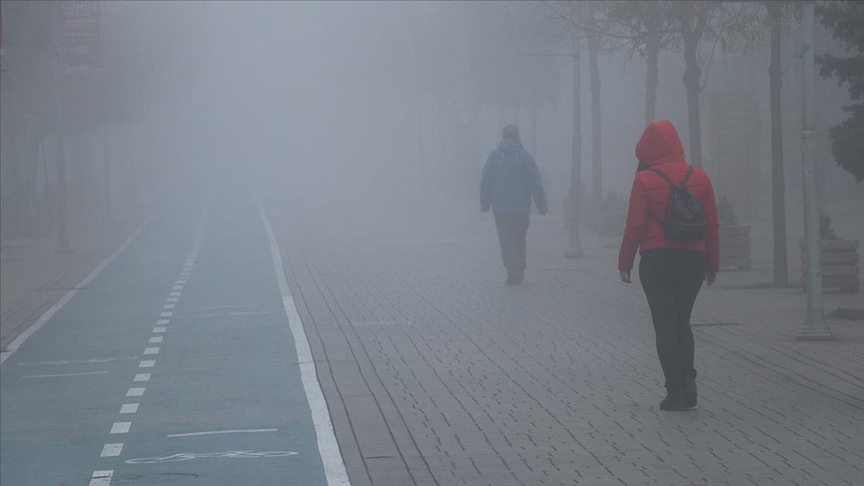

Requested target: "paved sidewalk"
[
  {"left": 0, "top": 221, "right": 140, "bottom": 350},
  {"left": 268, "top": 192, "right": 864, "bottom": 486}
]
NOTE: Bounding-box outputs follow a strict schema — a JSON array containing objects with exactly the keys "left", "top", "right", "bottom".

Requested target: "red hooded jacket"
[{"left": 618, "top": 120, "right": 720, "bottom": 274}]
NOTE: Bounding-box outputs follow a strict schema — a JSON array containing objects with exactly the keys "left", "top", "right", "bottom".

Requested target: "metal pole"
[
  {"left": 52, "top": 56, "right": 71, "bottom": 254},
  {"left": 565, "top": 35, "right": 584, "bottom": 259},
  {"left": 797, "top": 2, "right": 832, "bottom": 341}
]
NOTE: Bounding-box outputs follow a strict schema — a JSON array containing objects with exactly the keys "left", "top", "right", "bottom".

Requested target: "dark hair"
[
  {"left": 503, "top": 125, "right": 519, "bottom": 140},
  {"left": 637, "top": 162, "right": 648, "bottom": 172}
]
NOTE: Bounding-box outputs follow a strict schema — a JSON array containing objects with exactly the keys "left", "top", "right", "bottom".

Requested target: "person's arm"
[
  {"left": 618, "top": 174, "right": 649, "bottom": 281},
  {"left": 480, "top": 151, "right": 497, "bottom": 212},
  {"left": 702, "top": 173, "right": 720, "bottom": 284},
  {"left": 524, "top": 152, "right": 548, "bottom": 215}
]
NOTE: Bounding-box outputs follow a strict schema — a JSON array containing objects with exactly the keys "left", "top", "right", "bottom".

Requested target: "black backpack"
[{"left": 648, "top": 166, "right": 706, "bottom": 241}]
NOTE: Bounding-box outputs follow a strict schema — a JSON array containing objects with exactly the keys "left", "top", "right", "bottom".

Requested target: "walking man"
[{"left": 481, "top": 125, "right": 548, "bottom": 285}]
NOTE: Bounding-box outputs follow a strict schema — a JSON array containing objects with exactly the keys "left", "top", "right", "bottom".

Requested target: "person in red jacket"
[{"left": 618, "top": 119, "right": 720, "bottom": 411}]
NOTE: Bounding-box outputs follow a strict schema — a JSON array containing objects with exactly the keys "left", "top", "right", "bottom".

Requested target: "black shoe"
[
  {"left": 659, "top": 392, "right": 688, "bottom": 411},
  {"left": 506, "top": 275, "right": 519, "bottom": 285},
  {"left": 682, "top": 376, "right": 697, "bottom": 409}
]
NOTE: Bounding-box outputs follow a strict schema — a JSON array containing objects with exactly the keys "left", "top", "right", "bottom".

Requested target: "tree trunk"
[
  {"left": 767, "top": 1, "right": 788, "bottom": 286},
  {"left": 567, "top": 35, "right": 584, "bottom": 258},
  {"left": 103, "top": 124, "right": 113, "bottom": 225},
  {"left": 681, "top": 23, "right": 704, "bottom": 168},
  {"left": 644, "top": 3, "right": 661, "bottom": 126},
  {"left": 587, "top": 11, "right": 603, "bottom": 222},
  {"left": 530, "top": 103, "right": 538, "bottom": 157}
]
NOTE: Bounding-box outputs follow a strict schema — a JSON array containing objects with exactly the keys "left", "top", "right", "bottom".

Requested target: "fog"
[{"left": 1, "top": 1, "right": 861, "bottom": 243}]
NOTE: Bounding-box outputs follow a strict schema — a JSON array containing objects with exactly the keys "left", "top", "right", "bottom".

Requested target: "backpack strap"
[
  {"left": 645, "top": 166, "right": 694, "bottom": 223},
  {"left": 648, "top": 166, "right": 694, "bottom": 189}
]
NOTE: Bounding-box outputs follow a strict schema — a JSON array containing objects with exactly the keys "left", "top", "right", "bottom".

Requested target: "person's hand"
[
  {"left": 619, "top": 270, "right": 631, "bottom": 284},
  {"left": 705, "top": 272, "right": 717, "bottom": 286}
]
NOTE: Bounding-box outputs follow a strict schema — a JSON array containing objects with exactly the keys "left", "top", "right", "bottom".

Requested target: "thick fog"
[{"left": 1, "top": 1, "right": 861, "bottom": 242}]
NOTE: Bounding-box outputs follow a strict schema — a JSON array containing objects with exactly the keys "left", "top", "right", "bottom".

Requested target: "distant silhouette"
[
  {"left": 618, "top": 120, "right": 720, "bottom": 411},
  {"left": 481, "top": 125, "right": 548, "bottom": 285}
]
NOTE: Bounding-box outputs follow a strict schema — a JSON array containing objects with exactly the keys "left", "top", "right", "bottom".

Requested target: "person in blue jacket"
[{"left": 481, "top": 125, "right": 549, "bottom": 284}]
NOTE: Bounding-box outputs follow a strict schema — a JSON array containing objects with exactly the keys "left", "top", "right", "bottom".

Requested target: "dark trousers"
[
  {"left": 639, "top": 248, "right": 705, "bottom": 392},
  {"left": 494, "top": 213, "right": 530, "bottom": 277}
]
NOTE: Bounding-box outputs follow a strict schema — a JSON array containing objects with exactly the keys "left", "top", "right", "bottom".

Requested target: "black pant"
[
  {"left": 639, "top": 248, "right": 705, "bottom": 392},
  {"left": 494, "top": 213, "right": 529, "bottom": 277}
]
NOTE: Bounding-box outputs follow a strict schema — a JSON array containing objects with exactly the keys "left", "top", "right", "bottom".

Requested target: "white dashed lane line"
[{"left": 91, "top": 217, "right": 206, "bottom": 486}]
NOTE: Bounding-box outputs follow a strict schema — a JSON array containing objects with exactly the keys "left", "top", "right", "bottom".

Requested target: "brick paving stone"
[{"left": 268, "top": 194, "right": 863, "bottom": 486}]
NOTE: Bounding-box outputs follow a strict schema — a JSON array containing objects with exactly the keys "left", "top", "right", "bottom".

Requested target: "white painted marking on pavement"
[
  {"left": 143, "top": 347, "right": 159, "bottom": 355},
  {"left": 160, "top": 312, "right": 173, "bottom": 318},
  {"left": 163, "top": 304, "right": 176, "bottom": 310},
  {"left": 153, "top": 327, "right": 166, "bottom": 333},
  {"left": 167, "top": 297, "right": 179, "bottom": 303},
  {"left": 170, "top": 292, "right": 182, "bottom": 297},
  {"left": 16, "top": 356, "right": 137, "bottom": 366},
  {"left": 134, "top": 373, "right": 151, "bottom": 382},
  {"left": 89, "top": 470, "right": 113, "bottom": 486},
  {"left": 101, "top": 443, "right": 123, "bottom": 457},
  {"left": 0, "top": 217, "right": 154, "bottom": 366},
  {"left": 22, "top": 371, "right": 109, "bottom": 378},
  {"left": 139, "top": 360, "right": 155, "bottom": 368},
  {"left": 175, "top": 280, "right": 187, "bottom": 285},
  {"left": 198, "top": 304, "right": 259, "bottom": 311},
  {"left": 126, "top": 387, "right": 145, "bottom": 397},
  {"left": 255, "top": 193, "right": 350, "bottom": 486},
  {"left": 110, "top": 422, "right": 131, "bottom": 434},
  {"left": 156, "top": 319, "right": 169, "bottom": 325},
  {"left": 168, "top": 428, "right": 278, "bottom": 438},
  {"left": 172, "top": 286, "right": 183, "bottom": 291},
  {"left": 120, "top": 404, "right": 139, "bottom": 414},
  {"left": 149, "top": 336, "right": 163, "bottom": 343}
]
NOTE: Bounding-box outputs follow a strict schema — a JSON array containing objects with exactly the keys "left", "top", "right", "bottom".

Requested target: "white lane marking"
[
  {"left": 120, "top": 404, "right": 139, "bottom": 414},
  {"left": 198, "top": 305, "right": 259, "bottom": 311},
  {"left": 156, "top": 319, "right": 170, "bottom": 325},
  {"left": 134, "top": 373, "right": 151, "bottom": 382},
  {"left": 16, "top": 356, "right": 137, "bottom": 366},
  {"left": 255, "top": 193, "right": 350, "bottom": 486},
  {"left": 175, "top": 280, "right": 187, "bottom": 285},
  {"left": 167, "top": 297, "right": 179, "bottom": 303},
  {"left": 179, "top": 311, "right": 271, "bottom": 319},
  {"left": 125, "top": 450, "right": 297, "bottom": 464},
  {"left": 153, "top": 327, "right": 166, "bottom": 333},
  {"left": 139, "top": 360, "right": 155, "bottom": 368},
  {"left": 89, "top": 470, "right": 113, "bottom": 486},
  {"left": 163, "top": 304, "right": 176, "bottom": 310},
  {"left": 168, "top": 428, "right": 278, "bottom": 438},
  {"left": 172, "top": 286, "right": 183, "bottom": 291},
  {"left": 143, "top": 347, "right": 159, "bottom": 355},
  {"left": 126, "top": 387, "right": 145, "bottom": 397},
  {"left": 160, "top": 312, "right": 173, "bottom": 318},
  {"left": 22, "top": 371, "right": 108, "bottom": 378},
  {"left": 149, "top": 336, "right": 163, "bottom": 343},
  {"left": 179, "top": 273, "right": 190, "bottom": 277},
  {"left": 101, "top": 443, "right": 123, "bottom": 457},
  {"left": 170, "top": 292, "right": 182, "bottom": 297},
  {"left": 0, "top": 217, "right": 153, "bottom": 366},
  {"left": 110, "top": 422, "right": 131, "bottom": 434}
]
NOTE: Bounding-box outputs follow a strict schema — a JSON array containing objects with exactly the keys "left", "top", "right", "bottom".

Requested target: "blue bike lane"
[{"left": 0, "top": 194, "right": 347, "bottom": 485}]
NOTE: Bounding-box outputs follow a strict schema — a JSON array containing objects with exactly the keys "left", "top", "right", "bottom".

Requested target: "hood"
[
  {"left": 497, "top": 139, "right": 524, "bottom": 153},
  {"left": 635, "top": 119, "right": 685, "bottom": 167}
]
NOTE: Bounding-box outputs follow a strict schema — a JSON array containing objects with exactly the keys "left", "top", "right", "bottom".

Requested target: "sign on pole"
[{"left": 57, "top": 1, "right": 102, "bottom": 74}]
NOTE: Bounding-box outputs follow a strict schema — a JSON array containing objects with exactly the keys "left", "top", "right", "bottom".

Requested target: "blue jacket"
[{"left": 480, "top": 140, "right": 548, "bottom": 215}]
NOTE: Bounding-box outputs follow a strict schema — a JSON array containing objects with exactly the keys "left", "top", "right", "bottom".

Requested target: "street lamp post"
[{"left": 797, "top": 2, "right": 832, "bottom": 341}]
